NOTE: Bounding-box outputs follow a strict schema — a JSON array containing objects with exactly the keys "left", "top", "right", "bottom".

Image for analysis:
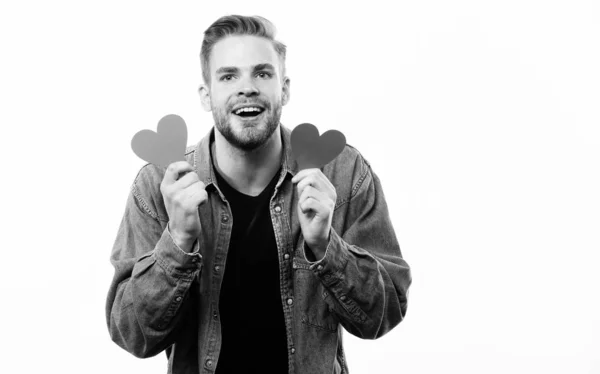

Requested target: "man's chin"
[{"left": 225, "top": 120, "right": 277, "bottom": 151}]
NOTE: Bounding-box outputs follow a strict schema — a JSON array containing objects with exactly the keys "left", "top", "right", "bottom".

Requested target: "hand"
[
  {"left": 291, "top": 168, "right": 336, "bottom": 260},
  {"left": 160, "top": 161, "right": 208, "bottom": 252}
]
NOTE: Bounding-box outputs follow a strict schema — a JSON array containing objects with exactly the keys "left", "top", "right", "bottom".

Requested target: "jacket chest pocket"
[{"left": 292, "top": 257, "right": 339, "bottom": 333}]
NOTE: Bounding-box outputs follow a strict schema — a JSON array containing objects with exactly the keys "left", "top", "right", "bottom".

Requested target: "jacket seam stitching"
[
  {"left": 131, "top": 183, "right": 160, "bottom": 221},
  {"left": 301, "top": 317, "right": 338, "bottom": 333},
  {"left": 334, "top": 157, "right": 370, "bottom": 210},
  {"left": 350, "top": 160, "right": 370, "bottom": 198}
]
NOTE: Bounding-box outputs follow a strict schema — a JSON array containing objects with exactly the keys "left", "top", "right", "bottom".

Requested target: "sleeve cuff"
[
  {"left": 301, "top": 228, "right": 349, "bottom": 279},
  {"left": 303, "top": 238, "right": 331, "bottom": 265},
  {"left": 153, "top": 226, "right": 202, "bottom": 277},
  {"left": 167, "top": 224, "right": 201, "bottom": 255}
]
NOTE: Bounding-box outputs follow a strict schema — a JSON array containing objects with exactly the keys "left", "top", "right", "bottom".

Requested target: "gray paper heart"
[
  {"left": 291, "top": 123, "right": 346, "bottom": 171},
  {"left": 131, "top": 114, "right": 187, "bottom": 168}
]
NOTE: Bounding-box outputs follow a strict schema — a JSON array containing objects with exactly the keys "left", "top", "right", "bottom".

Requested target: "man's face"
[{"left": 200, "top": 35, "right": 290, "bottom": 152}]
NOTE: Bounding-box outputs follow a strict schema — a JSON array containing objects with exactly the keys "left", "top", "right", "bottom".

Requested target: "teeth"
[{"left": 234, "top": 107, "right": 262, "bottom": 115}]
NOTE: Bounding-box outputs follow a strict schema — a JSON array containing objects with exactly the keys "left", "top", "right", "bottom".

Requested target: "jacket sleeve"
[
  {"left": 106, "top": 175, "right": 203, "bottom": 358},
  {"left": 301, "top": 156, "right": 412, "bottom": 339}
]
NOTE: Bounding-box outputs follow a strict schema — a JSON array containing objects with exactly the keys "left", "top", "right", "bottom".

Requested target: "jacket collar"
[{"left": 192, "top": 123, "right": 299, "bottom": 191}]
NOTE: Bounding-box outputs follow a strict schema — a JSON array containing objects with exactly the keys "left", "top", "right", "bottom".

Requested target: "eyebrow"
[
  {"left": 253, "top": 63, "right": 275, "bottom": 72},
  {"left": 215, "top": 63, "right": 276, "bottom": 75}
]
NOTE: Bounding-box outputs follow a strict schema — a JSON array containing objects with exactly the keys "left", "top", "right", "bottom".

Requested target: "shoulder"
[
  {"left": 322, "top": 142, "right": 374, "bottom": 208},
  {"left": 130, "top": 145, "right": 197, "bottom": 221}
]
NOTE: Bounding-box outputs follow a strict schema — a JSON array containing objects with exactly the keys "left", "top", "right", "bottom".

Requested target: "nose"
[{"left": 237, "top": 76, "right": 259, "bottom": 97}]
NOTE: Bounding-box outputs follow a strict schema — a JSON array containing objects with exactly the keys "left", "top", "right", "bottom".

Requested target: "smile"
[{"left": 231, "top": 105, "right": 266, "bottom": 118}]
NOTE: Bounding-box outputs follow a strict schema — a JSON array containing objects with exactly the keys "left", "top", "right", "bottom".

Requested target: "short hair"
[{"left": 200, "top": 15, "right": 287, "bottom": 85}]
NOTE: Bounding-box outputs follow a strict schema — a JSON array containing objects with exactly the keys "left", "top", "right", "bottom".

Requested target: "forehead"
[{"left": 210, "top": 35, "right": 280, "bottom": 73}]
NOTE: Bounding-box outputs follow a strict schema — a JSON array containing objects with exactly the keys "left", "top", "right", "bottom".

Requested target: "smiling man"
[{"left": 106, "top": 15, "right": 411, "bottom": 374}]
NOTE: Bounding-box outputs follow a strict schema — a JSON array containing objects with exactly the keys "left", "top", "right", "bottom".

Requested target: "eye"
[
  {"left": 220, "top": 74, "right": 236, "bottom": 81},
  {"left": 256, "top": 72, "right": 272, "bottom": 79}
]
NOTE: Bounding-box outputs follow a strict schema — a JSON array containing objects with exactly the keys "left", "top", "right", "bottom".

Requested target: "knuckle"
[{"left": 172, "top": 190, "right": 184, "bottom": 203}]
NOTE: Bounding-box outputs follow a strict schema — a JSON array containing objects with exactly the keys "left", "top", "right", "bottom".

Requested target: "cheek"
[
  {"left": 209, "top": 87, "right": 231, "bottom": 104},
  {"left": 211, "top": 95, "right": 230, "bottom": 112}
]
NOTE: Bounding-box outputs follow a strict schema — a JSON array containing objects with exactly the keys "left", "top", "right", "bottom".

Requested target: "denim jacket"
[{"left": 106, "top": 124, "right": 412, "bottom": 374}]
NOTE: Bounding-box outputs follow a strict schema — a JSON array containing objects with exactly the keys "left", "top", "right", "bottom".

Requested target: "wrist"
[
  {"left": 174, "top": 236, "right": 196, "bottom": 253},
  {"left": 305, "top": 242, "right": 326, "bottom": 262},
  {"left": 307, "top": 231, "right": 331, "bottom": 261},
  {"left": 169, "top": 225, "right": 196, "bottom": 253}
]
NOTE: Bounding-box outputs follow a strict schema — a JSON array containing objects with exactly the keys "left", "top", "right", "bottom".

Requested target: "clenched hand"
[{"left": 160, "top": 161, "right": 208, "bottom": 252}]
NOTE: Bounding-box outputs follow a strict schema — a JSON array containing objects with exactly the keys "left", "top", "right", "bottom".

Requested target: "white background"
[{"left": 1, "top": 0, "right": 599, "bottom": 373}]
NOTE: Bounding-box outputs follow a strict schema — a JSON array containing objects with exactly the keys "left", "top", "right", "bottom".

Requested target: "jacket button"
[
  {"left": 206, "top": 359, "right": 213, "bottom": 367},
  {"left": 221, "top": 215, "right": 229, "bottom": 223},
  {"left": 176, "top": 296, "right": 182, "bottom": 302},
  {"left": 287, "top": 298, "right": 293, "bottom": 305},
  {"left": 274, "top": 205, "right": 282, "bottom": 213},
  {"left": 284, "top": 253, "right": 290, "bottom": 260},
  {"left": 317, "top": 265, "right": 323, "bottom": 271},
  {"left": 214, "top": 265, "right": 220, "bottom": 272},
  {"left": 213, "top": 312, "right": 218, "bottom": 319},
  {"left": 340, "top": 295, "right": 347, "bottom": 301},
  {"left": 291, "top": 347, "right": 296, "bottom": 354}
]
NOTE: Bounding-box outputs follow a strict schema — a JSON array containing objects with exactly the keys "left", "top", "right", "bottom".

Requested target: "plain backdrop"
[{"left": 1, "top": 1, "right": 599, "bottom": 373}]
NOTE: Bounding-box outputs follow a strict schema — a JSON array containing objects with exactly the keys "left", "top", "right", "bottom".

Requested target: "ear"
[
  {"left": 198, "top": 84, "right": 212, "bottom": 112},
  {"left": 281, "top": 76, "right": 291, "bottom": 106}
]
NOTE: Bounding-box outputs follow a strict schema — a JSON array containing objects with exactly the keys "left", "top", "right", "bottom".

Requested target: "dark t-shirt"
[{"left": 213, "top": 163, "right": 288, "bottom": 374}]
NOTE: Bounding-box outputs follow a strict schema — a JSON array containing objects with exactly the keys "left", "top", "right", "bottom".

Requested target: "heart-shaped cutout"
[
  {"left": 131, "top": 114, "right": 188, "bottom": 168},
  {"left": 291, "top": 123, "right": 346, "bottom": 171}
]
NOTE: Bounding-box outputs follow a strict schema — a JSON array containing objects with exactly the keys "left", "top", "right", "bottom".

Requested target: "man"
[{"left": 106, "top": 14, "right": 411, "bottom": 374}]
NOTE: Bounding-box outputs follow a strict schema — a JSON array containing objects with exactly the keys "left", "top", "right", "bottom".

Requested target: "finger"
[
  {"left": 175, "top": 170, "right": 203, "bottom": 190},
  {"left": 300, "top": 185, "right": 335, "bottom": 214},
  {"left": 298, "top": 195, "right": 326, "bottom": 216},
  {"left": 187, "top": 183, "right": 209, "bottom": 207},
  {"left": 298, "top": 185, "right": 326, "bottom": 208},
  {"left": 297, "top": 174, "right": 332, "bottom": 200},
  {"left": 291, "top": 168, "right": 320, "bottom": 184},
  {"left": 297, "top": 171, "right": 326, "bottom": 192},
  {"left": 163, "top": 161, "right": 194, "bottom": 185},
  {"left": 296, "top": 176, "right": 318, "bottom": 197},
  {"left": 306, "top": 171, "right": 336, "bottom": 202},
  {"left": 295, "top": 169, "right": 333, "bottom": 194},
  {"left": 298, "top": 183, "right": 313, "bottom": 203}
]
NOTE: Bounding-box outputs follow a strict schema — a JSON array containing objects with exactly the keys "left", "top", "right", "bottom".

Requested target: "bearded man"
[{"left": 106, "top": 14, "right": 412, "bottom": 374}]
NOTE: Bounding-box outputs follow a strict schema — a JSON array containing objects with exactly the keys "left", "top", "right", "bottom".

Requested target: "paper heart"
[
  {"left": 291, "top": 123, "right": 346, "bottom": 171},
  {"left": 131, "top": 114, "right": 188, "bottom": 168}
]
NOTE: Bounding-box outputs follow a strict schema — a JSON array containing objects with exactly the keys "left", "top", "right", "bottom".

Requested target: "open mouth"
[{"left": 231, "top": 106, "right": 266, "bottom": 119}]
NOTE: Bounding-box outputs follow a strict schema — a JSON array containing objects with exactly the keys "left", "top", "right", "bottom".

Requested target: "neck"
[{"left": 211, "top": 126, "right": 282, "bottom": 196}]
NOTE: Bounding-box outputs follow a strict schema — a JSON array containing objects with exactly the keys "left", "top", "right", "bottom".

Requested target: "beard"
[{"left": 212, "top": 97, "right": 282, "bottom": 152}]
